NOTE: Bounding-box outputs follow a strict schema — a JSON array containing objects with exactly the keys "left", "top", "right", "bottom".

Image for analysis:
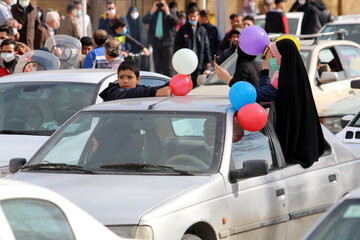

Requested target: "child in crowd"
[{"left": 99, "top": 59, "right": 172, "bottom": 101}]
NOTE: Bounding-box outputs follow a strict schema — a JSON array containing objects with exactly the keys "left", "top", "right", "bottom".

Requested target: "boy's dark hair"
[
  {"left": 67, "top": 3, "right": 77, "bottom": 13},
  {"left": 80, "top": 36, "right": 93, "bottom": 46},
  {"left": 230, "top": 13, "right": 241, "bottom": 20},
  {"left": 199, "top": 9, "right": 209, "bottom": 19},
  {"left": 93, "top": 30, "right": 108, "bottom": 46},
  {"left": 1, "top": 39, "right": 18, "bottom": 52},
  {"left": 0, "top": 24, "right": 12, "bottom": 36},
  {"left": 117, "top": 59, "right": 140, "bottom": 78},
  {"left": 73, "top": 1, "right": 81, "bottom": 6},
  {"left": 106, "top": 1, "right": 115, "bottom": 6},
  {"left": 188, "top": 6, "right": 199, "bottom": 15},
  {"left": 112, "top": 18, "right": 127, "bottom": 30},
  {"left": 104, "top": 39, "right": 121, "bottom": 58},
  {"left": 243, "top": 15, "right": 255, "bottom": 24},
  {"left": 169, "top": 1, "right": 177, "bottom": 9}
]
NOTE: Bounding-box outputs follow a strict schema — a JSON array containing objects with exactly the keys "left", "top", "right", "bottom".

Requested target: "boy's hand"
[{"left": 156, "top": 86, "right": 172, "bottom": 96}]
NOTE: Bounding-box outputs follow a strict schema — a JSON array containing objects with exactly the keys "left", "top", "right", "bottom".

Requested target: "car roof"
[
  {"left": 0, "top": 69, "right": 170, "bottom": 84},
  {"left": 84, "top": 95, "right": 231, "bottom": 113},
  {"left": 299, "top": 39, "right": 360, "bottom": 50}
]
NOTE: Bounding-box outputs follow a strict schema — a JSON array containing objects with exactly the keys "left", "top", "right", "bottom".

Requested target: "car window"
[
  {"left": 27, "top": 112, "right": 226, "bottom": 174},
  {"left": 0, "top": 82, "right": 97, "bottom": 136},
  {"left": 140, "top": 78, "right": 168, "bottom": 87},
  {"left": 320, "top": 24, "right": 360, "bottom": 43},
  {"left": 306, "top": 199, "right": 360, "bottom": 240},
  {"left": 205, "top": 52, "right": 237, "bottom": 85},
  {"left": 287, "top": 18, "right": 299, "bottom": 35},
  {"left": 1, "top": 198, "right": 75, "bottom": 240},
  {"left": 337, "top": 45, "right": 360, "bottom": 78},
  {"left": 231, "top": 128, "right": 274, "bottom": 170},
  {"left": 318, "top": 48, "right": 346, "bottom": 80}
]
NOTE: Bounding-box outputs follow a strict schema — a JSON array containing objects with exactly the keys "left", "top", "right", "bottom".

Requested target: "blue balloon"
[{"left": 229, "top": 81, "right": 257, "bottom": 110}]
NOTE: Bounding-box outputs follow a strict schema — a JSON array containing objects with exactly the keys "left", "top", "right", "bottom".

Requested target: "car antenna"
[{"left": 148, "top": 88, "right": 192, "bottom": 110}]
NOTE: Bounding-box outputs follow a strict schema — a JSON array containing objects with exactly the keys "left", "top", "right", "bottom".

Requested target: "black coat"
[
  {"left": 228, "top": 48, "right": 261, "bottom": 88},
  {"left": 142, "top": 9, "right": 178, "bottom": 47},
  {"left": 300, "top": 1, "right": 332, "bottom": 34},
  {"left": 265, "top": 11, "right": 288, "bottom": 34},
  {"left": 174, "top": 22, "right": 211, "bottom": 70},
  {"left": 201, "top": 22, "right": 222, "bottom": 59},
  {"left": 126, "top": 6, "right": 148, "bottom": 53}
]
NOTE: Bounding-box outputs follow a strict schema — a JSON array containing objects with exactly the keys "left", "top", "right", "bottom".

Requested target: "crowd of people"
[{"left": 0, "top": 0, "right": 332, "bottom": 82}]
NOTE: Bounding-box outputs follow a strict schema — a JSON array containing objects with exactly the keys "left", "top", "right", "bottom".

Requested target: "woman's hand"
[
  {"left": 262, "top": 46, "right": 272, "bottom": 70},
  {"left": 214, "top": 61, "right": 232, "bottom": 84}
]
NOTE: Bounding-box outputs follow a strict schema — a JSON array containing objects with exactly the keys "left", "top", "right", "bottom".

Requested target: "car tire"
[{"left": 181, "top": 234, "right": 202, "bottom": 240}]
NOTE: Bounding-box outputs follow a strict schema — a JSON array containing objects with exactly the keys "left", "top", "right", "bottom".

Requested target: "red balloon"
[
  {"left": 169, "top": 74, "right": 193, "bottom": 96},
  {"left": 237, "top": 103, "right": 268, "bottom": 132}
]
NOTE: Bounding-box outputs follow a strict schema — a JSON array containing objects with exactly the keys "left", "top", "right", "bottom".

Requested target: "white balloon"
[{"left": 172, "top": 48, "right": 198, "bottom": 75}]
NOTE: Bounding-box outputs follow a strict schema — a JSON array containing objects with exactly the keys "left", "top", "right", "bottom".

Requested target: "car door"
[
  {"left": 227, "top": 123, "right": 288, "bottom": 240},
  {"left": 285, "top": 141, "right": 342, "bottom": 240}
]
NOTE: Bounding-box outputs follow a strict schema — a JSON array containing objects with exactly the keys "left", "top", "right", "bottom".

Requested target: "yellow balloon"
[{"left": 275, "top": 35, "right": 300, "bottom": 52}]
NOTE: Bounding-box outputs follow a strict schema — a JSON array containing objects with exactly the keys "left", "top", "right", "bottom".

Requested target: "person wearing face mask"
[
  {"left": 11, "top": 0, "right": 41, "bottom": 49},
  {"left": 143, "top": 0, "right": 178, "bottom": 77},
  {"left": 109, "top": 18, "right": 150, "bottom": 58},
  {"left": 57, "top": 4, "right": 80, "bottom": 39},
  {"left": 126, "top": 6, "right": 149, "bottom": 71},
  {"left": 98, "top": 1, "right": 121, "bottom": 35},
  {"left": 174, "top": 6, "right": 211, "bottom": 87},
  {"left": 259, "top": 0, "right": 274, "bottom": 15},
  {"left": 0, "top": 0, "right": 14, "bottom": 25},
  {"left": 214, "top": 38, "right": 325, "bottom": 168},
  {"left": 34, "top": 11, "right": 60, "bottom": 49},
  {"left": 74, "top": 1, "right": 92, "bottom": 38},
  {"left": 241, "top": 0, "right": 259, "bottom": 17},
  {"left": 0, "top": 38, "right": 18, "bottom": 76}
]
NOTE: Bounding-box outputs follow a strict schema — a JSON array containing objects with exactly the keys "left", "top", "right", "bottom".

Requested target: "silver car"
[
  {"left": 7, "top": 95, "right": 360, "bottom": 240},
  {"left": 0, "top": 69, "right": 169, "bottom": 169}
]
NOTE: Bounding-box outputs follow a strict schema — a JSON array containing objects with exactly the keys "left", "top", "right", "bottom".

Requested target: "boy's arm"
[{"left": 100, "top": 84, "right": 170, "bottom": 101}]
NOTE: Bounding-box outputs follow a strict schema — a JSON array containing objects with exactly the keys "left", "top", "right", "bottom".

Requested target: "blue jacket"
[
  {"left": 99, "top": 82, "right": 169, "bottom": 101},
  {"left": 255, "top": 70, "right": 277, "bottom": 102},
  {"left": 83, "top": 46, "right": 107, "bottom": 69}
]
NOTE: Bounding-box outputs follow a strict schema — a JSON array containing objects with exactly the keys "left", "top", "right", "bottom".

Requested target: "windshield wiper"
[
  {"left": 22, "top": 163, "right": 96, "bottom": 174},
  {"left": 99, "top": 163, "right": 194, "bottom": 175},
  {"left": 0, "top": 130, "right": 51, "bottom": 136}
]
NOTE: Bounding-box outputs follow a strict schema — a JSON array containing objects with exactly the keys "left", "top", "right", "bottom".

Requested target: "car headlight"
[{"left": 107, "top": 225, "right": 153, "bottom": 240}]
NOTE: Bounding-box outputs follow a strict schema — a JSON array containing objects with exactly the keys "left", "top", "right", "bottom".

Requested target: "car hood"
[
  {"left": 0, "top": 135, "right": 49, "bottom": 167},
  {"left": 10, "top": 173, "right": 215, "bottom": 225}
]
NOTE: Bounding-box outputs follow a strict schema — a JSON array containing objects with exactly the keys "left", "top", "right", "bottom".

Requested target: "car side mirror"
[
  {"left": 9, "top": 158, "right": 26, "bottom": 174},
  {"left": 340, "top": 115, "right": 354, "bottom": 129},
  {"left": 319, "top": 72, "right": 338, "bottom": 85},
  {"left": 230, "top": 160, "right": 269, "bottom": 182},
  {"left": 351, "top": 79, "right": 360, "bottom": 89}
]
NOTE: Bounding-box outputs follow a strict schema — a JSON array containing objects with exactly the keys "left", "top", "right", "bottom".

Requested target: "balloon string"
[{"left": 147, "top": 88, "right": 192, "bottom": 110}]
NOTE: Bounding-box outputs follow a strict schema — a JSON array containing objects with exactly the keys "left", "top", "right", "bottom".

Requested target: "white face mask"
[
  {"left": 19, "top": 0, "right": 30, "bottom": 8},
  {"left": 298, "top": 0, "right": 306, "bottom": 5},
  {"left": 265, "top": 0, "right": 273, "bottom": 4},
  {"left": 108, "top": 9, "right": 116, "bottom": 17},
  {"left": 1, "top": 52, "right": 15, "bottom": 63},
  {"left": 131, "top": 12, "right": 139, "bottom": 20},
  {"left": 249, "top": 1, "right": 256, "bottom": 10}
]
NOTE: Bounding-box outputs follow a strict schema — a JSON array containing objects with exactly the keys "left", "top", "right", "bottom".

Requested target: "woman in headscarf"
[
  {"left": 214, "top": 38, "right": 325, "bottom": 168},
  {"left": 126, "top": 6, "right": 150, "bottom": 71}
]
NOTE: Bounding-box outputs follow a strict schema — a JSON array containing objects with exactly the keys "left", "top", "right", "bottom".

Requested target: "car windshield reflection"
[
  {"left": 26, "top": 112, "right": 225, "bottom": 175},
  {"left": 0, "top": 82, "right": 97, "bottom": 136}
]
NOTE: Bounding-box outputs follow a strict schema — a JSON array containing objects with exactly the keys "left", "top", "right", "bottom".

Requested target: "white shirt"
[{"left": 75, "top": 14, "right": 92, "bottom": 38}]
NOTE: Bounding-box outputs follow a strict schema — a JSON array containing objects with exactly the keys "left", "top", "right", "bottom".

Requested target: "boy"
[{"left": 99, "top": 59, "right": 171, "bottom": 101}]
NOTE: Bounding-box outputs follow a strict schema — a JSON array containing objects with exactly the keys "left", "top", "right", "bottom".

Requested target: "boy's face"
[
  {"left": 231, "top": 16, "right": 242, "bottom": 29},
  {"left": 243, "top": 19, "right": 254, "bottom": 28},
  {"left": 82, "top": 45, "right": 93, "bottom": 55},
  {"left": 188, "top": 12, "right": 199, "bottom": 22},
  {"left": 118, "top": 69, "right": 140, "bottom": 88},
  {"left": 231, "top": 33, "right": 239, "bottom": 46}
]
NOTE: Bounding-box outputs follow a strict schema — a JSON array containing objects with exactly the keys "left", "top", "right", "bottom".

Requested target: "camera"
[{"left": 156, "top": 3, "right": 163, "bottom": 8}]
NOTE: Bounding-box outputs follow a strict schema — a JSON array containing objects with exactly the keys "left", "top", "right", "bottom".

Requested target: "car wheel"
[{"left": 181, "top": 234, "right": 202, "bottom": 240}]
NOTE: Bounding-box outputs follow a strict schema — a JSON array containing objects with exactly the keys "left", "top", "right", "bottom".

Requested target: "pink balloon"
[
  {"left": 169, "top": 74, "right": 193, "bottom": 96},
  {"left": 237, "top": 103, "right": 268, "bottom": 132}
]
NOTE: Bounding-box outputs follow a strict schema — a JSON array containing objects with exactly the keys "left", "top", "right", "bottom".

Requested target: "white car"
[
  {"left": 193, "top": 36, "right": 360, "bottom": 114},
  {"left": 0, "top": 69, "right": 170, "bottom": 171},
  {"left": 0, "top": 179, "right": 125, "bottom": 240}
]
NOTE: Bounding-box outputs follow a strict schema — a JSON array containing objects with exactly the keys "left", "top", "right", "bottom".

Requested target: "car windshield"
[
  {"left": 26, "top": 111, "right": 225, "bottom": 175},
  {"left": 0, "top": 82, "right": 97, "bottom": 136},
  {"left": 320, "top": 24, "right": 360, "bottom": 43},
  {"left": 205, "top": 49, "right": 310, "bottom": 86},
  {"left": 306, "top": 199, "right": 360, "bottom": 240}
]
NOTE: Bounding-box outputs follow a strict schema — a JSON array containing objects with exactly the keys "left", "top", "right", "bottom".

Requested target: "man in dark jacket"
[
  {"left": 199, "top": 9, "right": 223, "bottom": 61},
  {"left": 217, "top": 28, "right": 240, "bottom": 65},
  {"left": 143, "top": 0, "right": 178, "bottom": 77},
  {"left": 11, "top": 0, "right": 41, "bottom": 49},
  {"left": 174, "top": 6, "right": 211, "bottom": 87},
  {"left": 299, "top": 0, "right": 332, "bottom": 34},
  {"left": 265, "top": 0, "right": 289, "bottom": 34},
  {"left": 98, "top": 1, "right": 121, "bottom": 34}
]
